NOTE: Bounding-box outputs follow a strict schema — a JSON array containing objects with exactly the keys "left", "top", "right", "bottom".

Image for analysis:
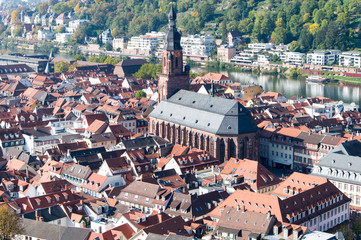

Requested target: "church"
[{"left": 149, "top": 6, "right": 259, "bottom": 162}]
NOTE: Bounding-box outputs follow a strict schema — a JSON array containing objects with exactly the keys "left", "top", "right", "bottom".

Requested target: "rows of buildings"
[{"left": 0, "top": 7, "right": 358, "bottom": 240}]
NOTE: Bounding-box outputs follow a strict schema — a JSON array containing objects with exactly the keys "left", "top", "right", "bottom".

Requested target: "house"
[
  {"left": 220, "top": 158, "right": 281, "bottom": 193},
  {"left": 159, "top": 149, "right": 220, "bottom": 175},
  {"left": 81, "top": 172, "right": 125, "bottom": 198},
  {"left": 117, "top": 180, "right": 172, "bottom": 213},
  {"left": 209, "top": 172, "right": 350, "bottom": 232},
  {"left": 214, "top": 206, "right": 276, "bottom": 240},
  {"left": 61, "top": 164, "right": 92, "bottom": 189},
  {"left": 20, "top": 218, "right": 92, "bottom": 240},
  {"left": 0, "top": 128, "right": 25, "bottom": 155},
  {"left": 164, "top": 191, "right": 227, "bottom": 221},
  {"left": 114, "top": 59, "right": 148, "bottom": 78},
  {"left": 56, "top": 13, "right": 70, "bottom": 26},
  {"left": 130, "top": 216, "right": 192, "bottom": 240},
  {"left": 311, "top": 140, "right": 361, "bottom": 211},
  {"left": 228, "top": 30, "right": 242, "bottom": 47}
]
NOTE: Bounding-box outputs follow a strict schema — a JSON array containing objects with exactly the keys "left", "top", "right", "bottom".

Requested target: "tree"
[
  {"left": 104, "top": 43, "right": 113, "bottom": 51},
  {"left": 289, "top": 41, "right": 301, "bottom": 52},
  {"left": 52, "top": 2, "right": 71, "bottom": 15},
  {"left": 135, "top": 90, "right": 147, "bottom": 98},
  {"left": 54, "top": 61, "right": 70, "bottom": 73},
  {"left": 271, "top": 54, "right": 281, "bottom": 63},
  {"left": 0, "top": 205, "right": 24, "bottom": 240},
  {"left": 221, "top": 19, "right": 227, "bottom": 44},
  {"left": 73, "top": 54, "right": 86, "bottom": 61},
  {"left": 133, "top": 63, "right": 161, "bottom": 80},
  {"left": 73, "top": 24, "right": 88, "bottom": 44},
  {"left": 111, "top": 28, "right": 119, "bottom": 38},
  {"left": 10, "top": 10, "right": 20, "bottom": 24},
  {"left": 271, "top": 18, "right": 289, "bottom": 44},
  {"left": 37, "top": 2, "right": 49, "bottom": 15},
  {"left": 352, "top": 217, "right": 361, "bottom": 238},
  {"left": 12, "top": 25, "right": 22, "bottom": 37},
  {"left": 56, "top": 26, "right": 65, "bottom": 33}
]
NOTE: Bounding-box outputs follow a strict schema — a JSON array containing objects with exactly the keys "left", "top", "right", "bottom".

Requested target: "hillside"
[{"left": 37, "top": 0, "right": 361, "bottom": 52}]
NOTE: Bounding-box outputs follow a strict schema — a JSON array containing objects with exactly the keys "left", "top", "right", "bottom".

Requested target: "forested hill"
[{"left": 41, "top": 0, "right": 361, "bottom": 52}]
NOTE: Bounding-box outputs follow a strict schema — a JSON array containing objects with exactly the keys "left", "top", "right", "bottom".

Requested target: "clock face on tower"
[{"left": 174, "top": 51, "right": 181, "bottom": 58}]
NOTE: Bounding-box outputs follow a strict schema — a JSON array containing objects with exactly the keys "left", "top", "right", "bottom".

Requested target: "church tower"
[{"left": 158, "top": 6, "right": 190, "bottom": 102}]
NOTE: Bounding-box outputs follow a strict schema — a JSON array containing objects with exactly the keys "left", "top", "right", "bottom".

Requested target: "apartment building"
[
  {"left": 248, "top": 43, "right": 275, "bottom": 51},
  {"left": 230, "top": 50, "right": 258, "bottom": 65},
  {"left": 180, "top": 34, "right": 214, "bottom": 57},
  {"left": 281, "top": 52, "right": 305, "bottom": 65},
  {"left": 339, "top": 52, "right": 361, "bottom": 68},
  {"left": 312, "top": 140, "right": 361, "bottom": 211},
  {"left": 307, "top": 50, "right": 341, "bottom": 65},
  {"left": 112, "top": 38, "right": 128, "bottom": 51},
  {"left": 55, "top": 33, "right": 73, "bottom": 43},
  {"left": 217, "top": 45, "right": 236, "bottom": 63},
  {"left": 127, "top": 36, "right": 159, "bottom": 52}
]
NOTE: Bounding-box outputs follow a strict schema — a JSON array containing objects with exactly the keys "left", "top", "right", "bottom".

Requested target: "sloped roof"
[{"left": 149, "top": 90, "right": 258, "bottom": 135}]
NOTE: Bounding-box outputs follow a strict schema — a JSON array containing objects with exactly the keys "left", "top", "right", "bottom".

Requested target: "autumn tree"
[
  {"left": 0, "top": 205, "right": 24, "bottom": 240},
  {"left": 10, "top": 10, "right": 20, "bottom": 24}
]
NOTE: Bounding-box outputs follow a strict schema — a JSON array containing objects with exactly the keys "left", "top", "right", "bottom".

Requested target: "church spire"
[{"left": 165, "top": 5, "right": 182, "bottom": 51}]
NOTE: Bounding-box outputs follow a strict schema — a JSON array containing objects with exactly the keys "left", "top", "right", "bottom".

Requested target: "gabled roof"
[
  {"left": 221, "top": 158, "right": 281, "bottom": 190},
  {"left": 150, "top": 90, "right": 258, "bottom": 135}
]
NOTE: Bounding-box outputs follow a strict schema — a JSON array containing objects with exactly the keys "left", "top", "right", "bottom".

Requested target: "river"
[{"left": 228, "top": 72, "right": 361, "bottom": 105}]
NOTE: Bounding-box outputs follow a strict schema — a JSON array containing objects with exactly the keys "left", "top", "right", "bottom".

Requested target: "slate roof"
[
  {"left": 312, "top": 140, "right": 361, "bottom": 181},
  {"left": 149, "top": 90, "right": 258, "bottom": 135},
  {"left": 21, "top": 218, "right": 91, "bottom": 240}
]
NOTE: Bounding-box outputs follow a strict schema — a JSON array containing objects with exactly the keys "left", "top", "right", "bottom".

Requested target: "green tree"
[
  {"left": 56, "top": 26, "right": 65, "bottom": 33},
  {"left": 133, "top": 63, "right": 161, "bottom": 80},
  {"left": 104, "top": 43, "right": 113, "bottom": 51},
  {"left": 52, "top": 2, "right": 71, "bottom": 15},
  {"left": 238, "top": 18, "right": 253, "bottom": 35},
  {"left": 54, "top": 61, "right": 70, "bottom": 73},
  {"left": 73, "top": 54, "right": 86, "bottom": 61},
  {"left": 37, "top": 2, "right": 49, "bottom": 15},
  {"left": 352, "top": 217, "right": 361, "bottom": 238},
  {"left": 271, "top": 54, "right": 281, "bottom": 63},
  {"left": 271, "top": 18, "right": 289, "bottom": 44},
  {"left": 13, "top": 26, "right": 22, "bottom": 37},
  {"left": 289, "top": 41, "right": 301, "bottom": 52},
  {"left": 221, "top": 19, "right": 227, "bottom": 44},
  {"left": 135, "top": 90, "right": 147, "bottom": 98},
  {"left": 0, "top": 205, "right": 24, "bottom": 240},
  {"left": 73, "top": 24, "right": 88, "bottom": 44}
]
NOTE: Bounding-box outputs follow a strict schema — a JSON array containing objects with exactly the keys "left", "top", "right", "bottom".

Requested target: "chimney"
[
  {"left": 241, "top": 205, "right": 245, "bottom": 213},
  {"left": 267, "top": 211, "right": 271, "bottom": 220},
  {"left": 283, "top": 226, "right": 289, "bottom": 238},
  {"left": 293, "top": 230, "right": 299, "bottom": 240},
  {"left": 35, "top": 210, "right": 41, "bottom": 221},
  {"left": 273, "top": 225, "right": 279, "bottom": 235}
]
